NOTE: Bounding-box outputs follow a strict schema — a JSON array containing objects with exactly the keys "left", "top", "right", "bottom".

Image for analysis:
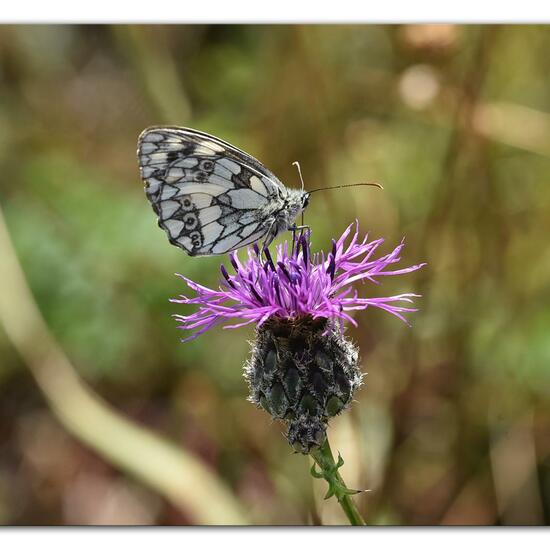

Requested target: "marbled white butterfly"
[{"left": 137, "top": 127, "right": 310, "bottom": 256}]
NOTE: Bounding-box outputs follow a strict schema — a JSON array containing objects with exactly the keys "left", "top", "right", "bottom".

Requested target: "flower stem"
[{"left": 309, "top": 438, "right": 366, "bottom": 525}]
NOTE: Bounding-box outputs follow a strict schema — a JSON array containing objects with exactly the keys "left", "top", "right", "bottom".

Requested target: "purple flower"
[{"left": 171, "top": 223, "right": 426, "bottom": 342}]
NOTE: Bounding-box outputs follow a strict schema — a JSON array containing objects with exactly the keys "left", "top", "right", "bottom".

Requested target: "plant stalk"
[{"left": 310, "top": 438, "right": 366, "bottom": 525}]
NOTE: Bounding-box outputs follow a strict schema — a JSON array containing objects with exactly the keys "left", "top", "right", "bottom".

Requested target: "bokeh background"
[{"left": 0, "top": 24, "right": 549, "bottom": 526}]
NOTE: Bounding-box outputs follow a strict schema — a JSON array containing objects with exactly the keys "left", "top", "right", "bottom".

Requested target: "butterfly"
[{"left": 137, "top": 126, "right": 310, "bottom": 256}]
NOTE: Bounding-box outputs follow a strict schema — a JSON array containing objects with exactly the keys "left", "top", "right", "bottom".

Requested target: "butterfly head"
[{"left": 282, "top": 188, "right": 310, "bottom": 219}]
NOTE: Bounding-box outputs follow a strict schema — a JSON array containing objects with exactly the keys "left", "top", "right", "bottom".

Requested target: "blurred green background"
[{"left": 0, "top": 24, "right": 549, "bottom": 525}]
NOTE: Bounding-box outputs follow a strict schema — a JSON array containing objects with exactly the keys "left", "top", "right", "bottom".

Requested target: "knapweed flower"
[{"left": 172, "top": 223, "right": 425, "bottom": 453}]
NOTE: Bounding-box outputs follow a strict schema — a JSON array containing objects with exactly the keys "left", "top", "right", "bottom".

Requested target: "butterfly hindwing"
[{"left": 138, "top": 127, "right": 285, "bottom": 256}]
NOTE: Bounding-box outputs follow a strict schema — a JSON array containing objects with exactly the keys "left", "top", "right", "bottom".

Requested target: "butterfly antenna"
[
  {"left": 292, "top": 161, "right": 306, "bottom": 193},
  {"left": 292, "top": 161, "right": 307, "bottom": 231},
  {"left": 308, "top": 182, "right": 384, "bottom": 193}
]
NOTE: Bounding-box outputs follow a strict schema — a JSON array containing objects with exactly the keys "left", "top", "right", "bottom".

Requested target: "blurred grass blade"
[
  {"left": 113, "top": 25, "right": 191, "bottom": 124},
  {"left": 0, "top": 206, "right": 248, "bottom": 525},
  {"left": 474, "top": 101, "right": 550, "bottom": 157}
]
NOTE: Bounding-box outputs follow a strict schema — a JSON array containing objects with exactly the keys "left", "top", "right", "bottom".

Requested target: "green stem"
[{"left": 310, "top": 438, "right": 366, "bottom": 525}]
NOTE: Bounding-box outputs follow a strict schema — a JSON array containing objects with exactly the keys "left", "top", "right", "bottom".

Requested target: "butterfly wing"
[{"left": 137, "top": 127, "right": 284, "bottom": 256}]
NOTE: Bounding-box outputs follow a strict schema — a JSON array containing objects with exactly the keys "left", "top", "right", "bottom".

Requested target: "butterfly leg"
[
  {"left": 289, "top": 224, "right": 310, "bottom": 255},
  {"left": 261, "top": 223, "right": 311, "bottom": 257}
]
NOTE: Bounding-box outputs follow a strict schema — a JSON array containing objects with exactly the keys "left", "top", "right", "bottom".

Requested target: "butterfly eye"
[{"left": 303, "top": 195, "right": 310, "bottom": 208}]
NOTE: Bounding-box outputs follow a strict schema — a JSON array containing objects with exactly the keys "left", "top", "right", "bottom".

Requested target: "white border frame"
[{"left": 1, "top": 1, "right": 550, "bottom": 23}]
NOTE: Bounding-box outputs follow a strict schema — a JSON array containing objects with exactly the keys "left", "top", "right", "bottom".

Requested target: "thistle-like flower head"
[
  {"left": 172, "top": 223, "right": 425, "bottom": 453},
  {"left": 172, "top": 222, "right": 425, "bottom": 341}
]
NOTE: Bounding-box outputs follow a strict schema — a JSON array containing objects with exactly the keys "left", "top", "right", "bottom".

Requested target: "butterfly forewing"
[{"left": 137, "top": 127, "right": 284, "bottom": 256}]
